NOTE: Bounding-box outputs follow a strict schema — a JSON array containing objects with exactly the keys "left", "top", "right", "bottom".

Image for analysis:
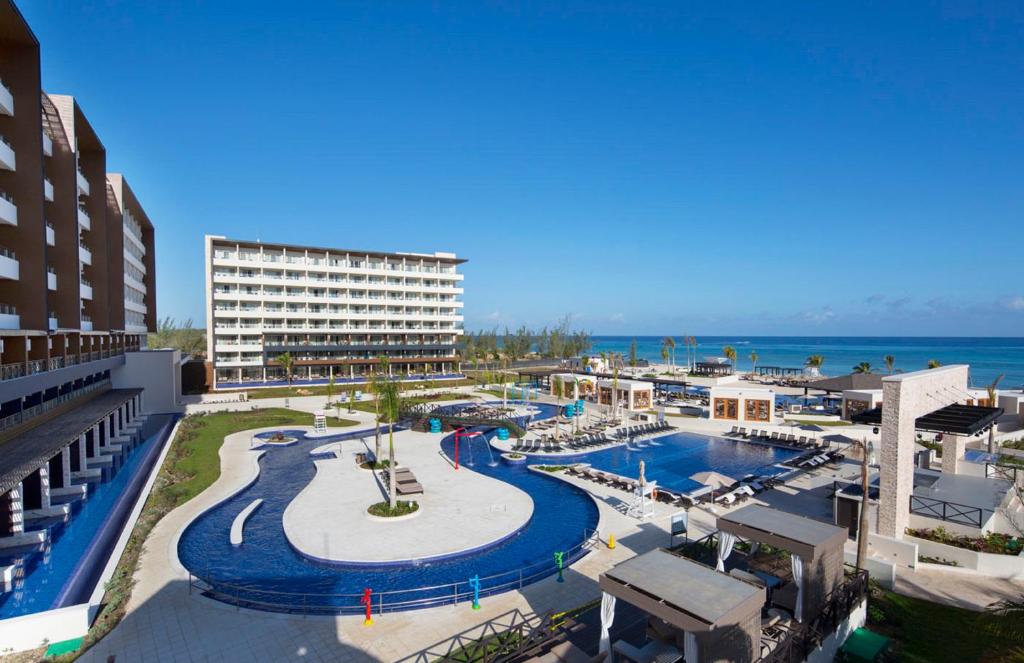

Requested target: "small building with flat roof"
[
  {"left": 548, "top": 373, "right": 596, "bottom": 400},
  {"left": 842, "top": 388, "right": 882, "bottom": 420},
  {"left": 597, "top": 378, "right": 653, "bottom": 411},
  {"left": 709, "top": 386, "right": 776, "bottom": 425}
]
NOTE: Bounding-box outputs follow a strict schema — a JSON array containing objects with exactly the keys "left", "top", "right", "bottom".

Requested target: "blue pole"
[{"left": 469, "top": 574, "right": 481, "bottom": 610}]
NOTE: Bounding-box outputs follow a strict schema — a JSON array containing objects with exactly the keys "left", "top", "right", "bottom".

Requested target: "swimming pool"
[
  {"left": 0, "top": 414, "right": 177, "bottom": 619},
  {"left": 574, "top": 432, "right": 801, "bottom": 493},
  {"left": 178, "top": 424, "right": 599, "bottom": 614}
]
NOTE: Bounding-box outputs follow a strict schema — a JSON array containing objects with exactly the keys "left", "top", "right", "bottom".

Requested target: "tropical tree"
[
  {"left": 883, "top": 354, "right": 896, "bottom": 375},
  {"left": 663, "top": 337, "right": 676, "bottom": 374},
  {"left": 370, "top": 356, "right": 389, "bottom": 464},
  {"left": 749, "top": 351, "right": 759, "bottom": 375},
  {"left": 852, "top": 362, "right": 873, "bottom": 374},
  {"left": 723, "top": 345, "right": 737, "bottom": 373},
  {"left": 987, "top": 374, "right": 1005, "bottom": 454},
  {"left": 611, "top": 359, "right": 620, "bottom": 422},
  {"left": 551, "top": 375, "right": 564, "bottom": 440},
  {"left": 660, "top": 345, "right": 670, "bottom": 369},
  {"left": 348, "top": 387, "right": 356, "bottom": 413},
  {"left": 276, "top": 352, "right": 295, "bottom": 406},
  {"left": 853, "top": 438, "right": 872, "bottom": 573},
  {"left": 927, "top": 359, "right": 942, "bottom": 369},
  {"left": 376, "top": 375, "right": 402, "bottom": 509},
  {"left": 629, "top": 338, "right": 638, "bottom": 369},
  {"left": 805, "top": 355, "right": 825, "bottom": 371},
  {"left": 326, "top": 374, "right": 335, "bottom": 409}
]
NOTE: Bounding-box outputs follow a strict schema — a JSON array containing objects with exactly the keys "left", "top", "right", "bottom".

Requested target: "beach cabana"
[
  {"left": 716, "top": 505, "right": 846, "bottom": 622},
  {"left": 548, "top": 373, "right": 595, "bottom": 400},
  {"left": 598, "top": 548, "right": 765, "bottom": 663},
  {"left": 708, "top": 386, "right": 776, "bottom": 425},
  {"left": 597, "top": 378, "right": 653, "bottom": 411}
]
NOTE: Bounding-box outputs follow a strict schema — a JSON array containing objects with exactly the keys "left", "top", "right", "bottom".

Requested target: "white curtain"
[
  {"left": 791, "top": 554, "right": 804, "bottom": 622},
  {"left": 684, "top": 631, "right": 699, "bottom": 663},
  {"left": 716, "top": 532, "right": 737, "bottom": 572},
  {"left": 599, "top": 592, "right": 616, "bottom": 657}
]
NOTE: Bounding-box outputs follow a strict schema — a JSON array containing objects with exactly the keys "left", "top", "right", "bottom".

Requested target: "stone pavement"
[{"left": 284, "top": 429, "right": 534, "bottom": 563}]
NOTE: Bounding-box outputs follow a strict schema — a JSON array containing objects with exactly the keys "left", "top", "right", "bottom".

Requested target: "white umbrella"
[{"left": 639, "top": 459, "right": 646, "bottom": 488}]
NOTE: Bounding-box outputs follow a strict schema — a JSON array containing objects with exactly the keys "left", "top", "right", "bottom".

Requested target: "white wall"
[
  {"left": 907, "top": 535, "right": 1024, "bottom": 579},
  {"left": 110, "top": 349, "right": 184, "bottom": 414}
]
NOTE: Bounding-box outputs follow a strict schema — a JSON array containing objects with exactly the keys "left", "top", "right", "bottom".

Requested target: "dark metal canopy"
[
  {"left": 851, "top": 403, "right": 1003, "bottom": 436},
  {"left": 794, "top": 373, "right": 884, "bottom": 394}
]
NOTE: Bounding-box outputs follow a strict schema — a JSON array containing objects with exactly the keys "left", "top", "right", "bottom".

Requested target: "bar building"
[{"left": 204, "top": 236, "right": 465, "bottom": 389}]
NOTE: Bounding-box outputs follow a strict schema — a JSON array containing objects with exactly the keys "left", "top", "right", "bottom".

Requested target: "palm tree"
[
  {"left": 276, "top": 352, "right": 295, "bottom": 406},
  {"left": 663, "top": 337, "right": 676, "bottom": 374},
  {"left": 987, "top": 374, "right": 1005, "bottom": 454},
  {"left": 375, "top": 376, "right": 402, "bottom": 509},
  {"left": 806, "top": 354, "right": 825, "bottom": 370},
  {"left": 883, "top": 354, "right": 896, "bottom": 375},
  {"left": 852, "top": 362, "right": 873, "bottom": 374},
  {"left": 326, "top": 374, "right": 335, "bottom": 409},
  {"left": 660, "top": 345, "right": 669, "bottom": 370},
  {"left": 852, "top": 438, "right": 872, "bottom": 572},
  {"left": 551, "top": 375, "right": 564, "bottom": 441},
  {"left": 927, "top": 359, "right": 942, "bottom": 369},
  {"left": 749, "top": 351, "right": 759, "bottom": 376},
  {"left": 722, "top": 345, "right": 737, "bottom": 374},
  {"left": 370, "top": 356, "right": 388, "bottom": 465}
]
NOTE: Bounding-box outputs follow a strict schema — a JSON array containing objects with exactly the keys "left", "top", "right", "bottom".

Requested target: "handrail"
[
  {"left": 188, "top": 529, "right": 597, "bottom": 615},
  {"left": 909, "top": 494, "right": 985, "bottom": 528}
]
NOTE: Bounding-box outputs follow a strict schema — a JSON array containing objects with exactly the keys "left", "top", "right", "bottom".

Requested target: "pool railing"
[{"left": 187, "top": 528, "right": 600, "bottom": 615}]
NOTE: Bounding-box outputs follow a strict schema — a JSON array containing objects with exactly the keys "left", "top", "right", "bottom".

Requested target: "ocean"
[{"left": 588, "top": 336, "right": 1024, "bottom": 389}]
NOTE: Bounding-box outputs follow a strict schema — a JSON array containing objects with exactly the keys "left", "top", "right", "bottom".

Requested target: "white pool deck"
[
  {"left": 66, "top": 390, "right": 1014, "bottom": 662},
  {"left": 283, "top": 429, "right": 534, "bottom": 564}
]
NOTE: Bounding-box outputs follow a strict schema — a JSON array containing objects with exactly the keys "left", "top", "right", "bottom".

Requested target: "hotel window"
[
  {"left": 714, "top": 398, "right": 739, "bottom": 420},
  {"left": 745, "top": 399, "right": 770, "bottom": 422}
]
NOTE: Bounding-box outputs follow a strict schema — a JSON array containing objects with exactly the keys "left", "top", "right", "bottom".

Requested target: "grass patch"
[
  {"left": 788, "top": 419, "right": 852, "bottom": 427},
  {"left": 907, "top": 526, "right": 1024, "bottom": 556},
  {"left": 218, "top": 378, "right": 478, "bottom": 400},
  {"left": 367, "top": 500, "right": 419, "bottom": 517},
  {"left": 59, "top": 408, "right": 357, "bottom": 661},
  {"left": 533, "top": 465, "right": 569, "bottom": 473},
  {"left": 869, "top": 589, "right": 1024, "bottom": 662}
]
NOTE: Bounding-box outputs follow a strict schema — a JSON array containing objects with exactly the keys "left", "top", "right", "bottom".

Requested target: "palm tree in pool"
[
  {"left": 884, "top": 355, "right": 896, "bottom": 375},
  {"left": 376, "top": 375, "right": 402, "bottom": 509},
  {"left": 805, "top": 354, "right": 825, "bottom": 376},
  {"left": 723, "top": 346, "right": 737, "bottom": 374},
  {"left": 927, "top": 359, "right": 942, "bottom": 369},
  {"left": 276, "top": 352, "right": 295, "bottom": 407},
  {"left": 853, "top": 362, "right": 873, "bottom": 374},
  {"left": 370, "top": 356, "right": 388, "bottom": 466},
  {"left": 749, "top": 351, "right": 759, "bottom": 376}
]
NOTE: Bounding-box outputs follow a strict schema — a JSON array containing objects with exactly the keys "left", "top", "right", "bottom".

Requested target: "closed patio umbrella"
[{"left": 689, "top": 471, "right": 736, "bottom": 490}]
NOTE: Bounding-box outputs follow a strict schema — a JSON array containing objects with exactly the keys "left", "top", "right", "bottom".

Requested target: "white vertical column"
[
  {"left": 61, "top": 447, "right": 71, "bottom": 487},
  {"left": 39, "top": 466, "right": 51, "bottom": 509},
  {"left": 78, "top": 433, "right": 89, "bottom": 465},
  {"left": 7, "top": 488, "right": 24, "bottom": 535},
  {"left": 93, "top": 424, "right": 102, "bottom": 449}
]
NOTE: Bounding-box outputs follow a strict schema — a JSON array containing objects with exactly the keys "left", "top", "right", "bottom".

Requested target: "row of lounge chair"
[
  {"left": 513, "top": 421, "right": 674, "bottom": 454},
  {"left": 565, "top": 465, "right": 782, "bottom": 508},
  {"left": 784, "top": 449, "right": 846, "bottom": 469},
  {"left": 617, "top": 421, "right": 673, "bottom": 438},
  {"left": 383, "top": 466, "right": 423, "bottom": 496},
  {"left": 725, "top": 427, "right": 824, "bottom": 449}
]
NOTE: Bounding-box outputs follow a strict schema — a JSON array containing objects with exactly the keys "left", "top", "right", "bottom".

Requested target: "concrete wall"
[
  {"left": 805, "top": 600, "right": 868, "bottom": 663},
  {"left": 907, "top": 534, "right": 1024, "bottom": 579},
  {"left": 0, "top": 603, "right": 91, "bottom": 653},
  {"left": 110, "top": 349, "right": 183, "bottom": 413}
]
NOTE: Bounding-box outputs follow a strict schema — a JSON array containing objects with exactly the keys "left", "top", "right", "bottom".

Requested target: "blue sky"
[{"left": 21, "top": 1, "right": 1024, "bottom": 336}]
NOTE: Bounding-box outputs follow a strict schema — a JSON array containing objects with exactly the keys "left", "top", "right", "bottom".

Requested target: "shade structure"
[
  {"left": 689, "top": 471, "right": 736, "bottom": 490},
  {"left": 851, "top": 403, "right": 1003, "bottom": 436}
]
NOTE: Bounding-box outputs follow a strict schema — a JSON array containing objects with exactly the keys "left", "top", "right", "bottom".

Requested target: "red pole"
[
  {"left": 454, "top": 428, "right": 463, "bottom": 470},
  {"left": 361, "top": 587, "right": 373, "bottom": 626}
]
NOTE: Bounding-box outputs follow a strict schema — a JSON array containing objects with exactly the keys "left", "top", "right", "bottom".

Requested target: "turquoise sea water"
[{"left": 589, "top": 336, "right": 1024, "bottom": 389}]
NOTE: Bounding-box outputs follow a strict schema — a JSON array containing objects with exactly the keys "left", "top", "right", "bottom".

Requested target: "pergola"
[
  {"left": 716, "top": 505, "right": 847, "bottom": 623},
  {"left": 599, "top": 548, "right": 765, "bottom": 663},
  {"left": 851, "top": 403, "right": 1003, "bottom": 436},
  {"left": 693, "top": 362, "right": 733, "bottom": 377},
  {"left": 755, "top": 366, "right": 804, "bottom": 377}
]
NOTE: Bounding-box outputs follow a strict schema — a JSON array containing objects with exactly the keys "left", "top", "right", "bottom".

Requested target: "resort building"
[
  {"left": 708, "top": 386, "right": 776, "bottom": 425},
  {"left": 0, "top": 1, "right": 178, "bottom": 651},
  {"left": 549, "top": 372, "right": 596, "bottom": 400},
  {"left": 204, "top": 235, "right": 465, "bottom": 389},
  {"left": 597, "top": 378, "right": 653, "bottom": 411},
  {"left": 841, "top": 389, "right": 882, "bottom": 420}
]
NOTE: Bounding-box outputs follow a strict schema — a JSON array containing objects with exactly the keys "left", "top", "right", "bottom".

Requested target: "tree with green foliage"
[
  {"left": 348, "top": 388, "right": 356, "bottom": 413},
  {"left": 326, "top": 375, "right": 335, "bottom": 408},
  {"left": 884, "top": 354, "right": 896, "bottom": 374},
  {"left": 853, "top": 362, "right": 873, "bottom": 374},
  {"left": 629, "top": 338, "right": 638, "bottom": 368},
  {"left": 723, "top": 345, "right": 737, "bottom": 373},
  {"left": 806, "top": 354, "right": 825, "bottom": 372},
  {"left": 375, "top": 375, "right": 402, "bottom": 509},
  {"left": 552, "top": 375, "right": 564, "bottom": 440},
  {"left": 928, "top": 359, "right": 942, "bottom": 369},
  {"left": 148, "top": 316, "right": 206, "bottom": 358},
  {"left": 749, "top": 351, "right": 759, "bottom": 375},
  {"left": 663, "top": 336, "right": 676, "bottom": 374},
  {"left": 370, "top": 356, "right": 388, "bottom": 464},
  {"left": 660, "top": 345, "right": 669, "bottom": 368}
]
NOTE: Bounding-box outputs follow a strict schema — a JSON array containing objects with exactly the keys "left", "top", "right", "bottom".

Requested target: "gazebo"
[
  {"left": 599, "top": 548, "right": 765, "bottom": 663},
  {"left": 715, "top": 505, "right": 847, "bottom": 622}
]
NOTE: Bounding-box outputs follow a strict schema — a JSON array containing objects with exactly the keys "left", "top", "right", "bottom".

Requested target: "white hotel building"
[{"left": 204, "top": 235, "right": 465, "bottom": 389}]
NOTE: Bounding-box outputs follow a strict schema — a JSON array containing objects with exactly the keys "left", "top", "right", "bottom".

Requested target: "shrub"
[
  {"left": 367, "top": 500, "right": 419, "bottom": 517},
  {"left": 907, "top": 526, "right": 1024, "bottom": 555}
]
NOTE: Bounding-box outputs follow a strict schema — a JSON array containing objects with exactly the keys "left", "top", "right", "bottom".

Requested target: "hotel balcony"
[
  {"left": 80, "top": 278, "right": 93, "bottom": 300},
  {"left": 81, "top": 316, "right": 93, "bottom": 332},
  {"left": 0, "top": 193, "right": 17, "bottom": 226},
  {"left": 79, "top": 242, "right": 92, "bottom": 265},
  {"left": 78, "top": 205, "right": 91, "bottom": 230},
  {"left": 44, "top": 178, "right": 54, "bottom": 202},
  {"left": 0, "top": 138, "right": 14, "bottom": 171},
  {"left": 42, "top": 132, "right": 52, "bottom": 157},
  {"left": 0, "top": 304, "right": 18, "bottom": 330},
  {"left": 48, "top": 316, "right": 58, "bottom": 331},
  {"left": 47, "top": 267, "right": 56, "bottom": 291},
  {"left": 0, "top": 247, "right": 18, "bottom": 280},
  {"left": 76, "top": 169, "right": 90, "bottom": 197},
  {"left": 0, "top": 80, "right": 11, "bottom": 116},
  {"left": 46, "top": 222, "right": 55, "bottom": 246}
]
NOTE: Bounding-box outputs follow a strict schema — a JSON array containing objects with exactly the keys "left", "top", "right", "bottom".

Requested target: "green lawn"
[{"left": 870, "top": 590, "right": 1024, "bottom": 662}]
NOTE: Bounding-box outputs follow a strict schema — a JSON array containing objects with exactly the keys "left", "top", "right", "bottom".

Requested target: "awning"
[{"left": 851, "top": 404, "right": 1003, "bottom": 436}]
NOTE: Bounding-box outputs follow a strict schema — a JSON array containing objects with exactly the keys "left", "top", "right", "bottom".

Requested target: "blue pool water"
[
  {"left": 577, "top": 433, "right": 801, "bottom": 493},
  {"left": 0, "top": 414, "right": 177, "bottom": 619},
  {"left": 178, "top": 421, "right": 599, "bottom": 613}
]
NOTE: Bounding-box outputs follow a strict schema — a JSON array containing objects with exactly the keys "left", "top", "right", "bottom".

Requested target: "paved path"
[{"left": 284, "top": 429, "right": 534, "bottom": 563}]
